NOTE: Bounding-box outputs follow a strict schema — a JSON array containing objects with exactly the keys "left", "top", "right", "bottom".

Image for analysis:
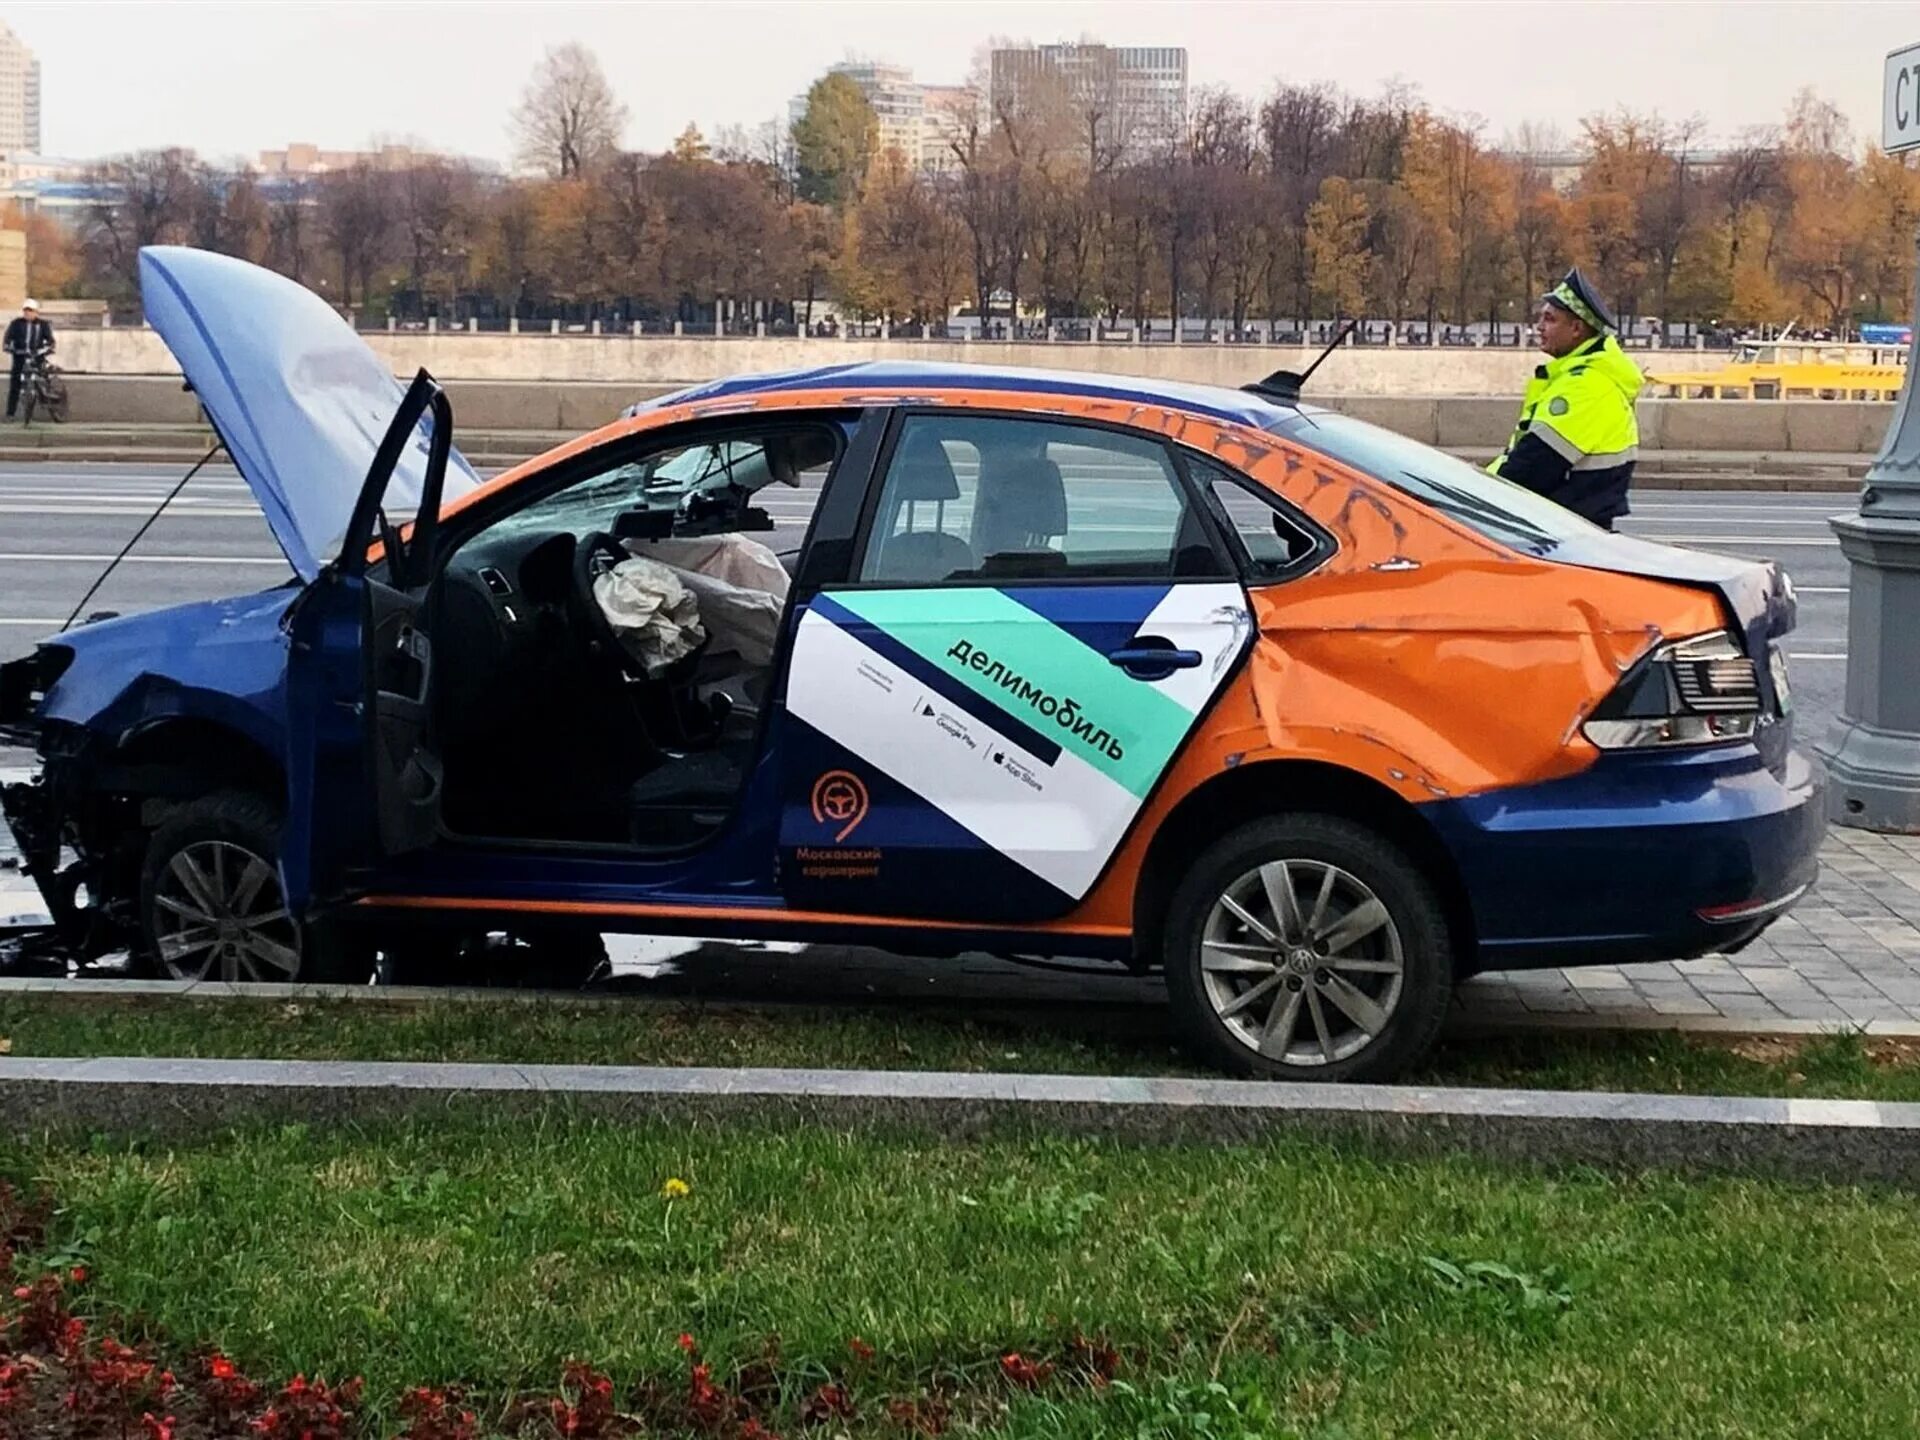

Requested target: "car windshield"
[
  {"left": 489, "top": 439, "right": 787, "bottom": 538},
  {"left": 1267, "top": 410, "right": 1596, "bottom": 557}
]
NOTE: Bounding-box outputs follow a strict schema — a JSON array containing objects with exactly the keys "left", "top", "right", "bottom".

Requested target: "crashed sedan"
[{"left": 0, "top": 246, "right": 1824, "bottom": 1080}]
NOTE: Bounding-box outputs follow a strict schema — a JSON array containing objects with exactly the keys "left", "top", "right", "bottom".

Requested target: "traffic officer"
[{"left": 1488, "top": 269, "right": 1642, "bottom": 529}]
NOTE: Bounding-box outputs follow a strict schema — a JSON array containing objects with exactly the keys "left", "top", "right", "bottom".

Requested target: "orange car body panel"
[{"left": 372, "top": 382, "right": 1731, "bottom": 934}]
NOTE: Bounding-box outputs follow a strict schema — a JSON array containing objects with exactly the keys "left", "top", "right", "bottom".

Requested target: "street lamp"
[{"left": 1820, "top": 43, "right": 1920, "bottom": 828}]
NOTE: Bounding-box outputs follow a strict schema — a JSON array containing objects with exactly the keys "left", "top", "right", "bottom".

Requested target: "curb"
[
  {"left": 5, "top": 975, "right": 1919, "bottom": 1038},
  {"left": 2, "top": 1055, "right": 1917, "bottom": 1184}
]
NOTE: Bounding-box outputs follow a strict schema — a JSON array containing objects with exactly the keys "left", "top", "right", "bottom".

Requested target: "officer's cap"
[{"left": 1541, "top": 269, "right": 1616, "bottom": 335}]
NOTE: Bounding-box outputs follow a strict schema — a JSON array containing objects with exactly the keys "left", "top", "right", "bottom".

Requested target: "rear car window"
[{"left": 1267, "top": 411, "right": 1598, "bottom": 557}]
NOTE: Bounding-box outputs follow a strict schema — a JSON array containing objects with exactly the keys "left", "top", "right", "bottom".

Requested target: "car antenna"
[
  {"left": 1243, "top": 317, "right": 1360, "bottom": 404},
  {"left": 61, "top": 438, "right": 225, "bottom": 633}
]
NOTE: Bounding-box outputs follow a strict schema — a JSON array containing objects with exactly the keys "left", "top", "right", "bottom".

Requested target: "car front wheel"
[
  {"left": 138, "top": 790, "right": 371, "bottom": 984},
  {"left": 1163, "top": 815, "right": 1452, "bottom": 1082}
]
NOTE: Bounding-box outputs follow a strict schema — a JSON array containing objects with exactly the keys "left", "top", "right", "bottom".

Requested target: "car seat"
[
  {"left": 972, "top": 442, "right": 1068, "bottom": 577},
  {"left": 869, "top": 431, "right": 976, "bottom": 581}
]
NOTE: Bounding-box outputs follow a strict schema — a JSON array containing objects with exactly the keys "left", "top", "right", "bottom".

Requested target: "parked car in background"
[{"left": 0, "top": 247, "right": 1823, "bottom": 1080}]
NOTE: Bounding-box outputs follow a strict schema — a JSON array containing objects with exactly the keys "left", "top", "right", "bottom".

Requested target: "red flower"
[
  {"left": 998, "top": 1352, "right": 1054, "bottom": 1391},
  {"left": 677, "top": 1331, "right": 698, "bottom": 1354},
  {"left": 847, "top": 1336, "right": 875, "bottom": 1363},
  {"left": 800, "top": 1381, "right": 856, "bottom": 1424},
  {"left": 141, "top": 1413, "right": 176, "bottom": 1440},
  {"left": 68, "top": 1266, "right": 87, "bottom": 1285}
]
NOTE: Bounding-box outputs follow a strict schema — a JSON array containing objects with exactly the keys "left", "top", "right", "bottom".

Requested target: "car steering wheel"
[{"left": 566, "top": 531, "right": 641, "bottom": 677}]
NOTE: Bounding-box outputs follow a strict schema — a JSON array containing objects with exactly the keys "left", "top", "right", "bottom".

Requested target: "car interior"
[
  {"left": 426, "top": 422, "right": 841, "bottom": 849},
  {"left": 863, "top": 420, "right": 1232, "bottom": 582}
]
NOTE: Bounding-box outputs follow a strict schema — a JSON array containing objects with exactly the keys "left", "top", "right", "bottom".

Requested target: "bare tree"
[
  {"left": 85, "top": 148, "right": 200, "bottom": 295},
  {"left": 317, "top": 163, "right": 393, "bottom": 308},
  {"left": 510, "top": 43, "right": 627, "bottom": 179}
]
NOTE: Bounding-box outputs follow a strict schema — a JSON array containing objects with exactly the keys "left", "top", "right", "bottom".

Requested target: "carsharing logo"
[{"left": 809, "top": 769, "right": 870, "bottom": 842}]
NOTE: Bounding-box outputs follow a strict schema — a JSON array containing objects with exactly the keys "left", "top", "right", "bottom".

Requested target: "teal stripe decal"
[{"left": 829, "top": 587, "right": 1192, "bottom": 797}]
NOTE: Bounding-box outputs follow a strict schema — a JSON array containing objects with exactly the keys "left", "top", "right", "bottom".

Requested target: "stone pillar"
[
  {"left": 387, "top": 316, "right": 397, "bottom": 333},
  {"left": 673, "top": 320, "right": 683, "bottom": 337},
  {"left": 591, "top": 319, "right": 601, "bottom": 335},
  {"left": 509, "top": 316, "right": 519, "bottom": 335},
  {"left": 1822, "top": 231, "right": 1920, "bottom": 830},
  {"left": 427, "top": 316, "right": 437, "bottom": 333},
  {"left": 550, "top": 319, "right": 560, "bottom": 336}
]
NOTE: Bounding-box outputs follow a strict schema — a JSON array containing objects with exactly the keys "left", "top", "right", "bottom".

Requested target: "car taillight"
[{"left": 1582, "top": 632, "right": 1763, "bottom": 750}]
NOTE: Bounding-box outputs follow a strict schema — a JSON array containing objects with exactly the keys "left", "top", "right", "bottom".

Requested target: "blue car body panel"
[
  {"left": 37, "top": 589, "right": 297, "bottom": 757},
  {"left": 1422, "top": 743, "right": 1824, "bottom": 966}
]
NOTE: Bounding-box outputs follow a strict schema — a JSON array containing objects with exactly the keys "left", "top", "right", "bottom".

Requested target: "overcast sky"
[{"left": 10, "top": 0, "right": 1914, "bottom": 164}]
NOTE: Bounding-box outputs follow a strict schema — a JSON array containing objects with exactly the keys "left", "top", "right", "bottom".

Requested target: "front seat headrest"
[
  {"left": 975, "top": 447, "right": 1067, "bottom": 549},
  {"left": 765, "top": 429, "right": 839, "bottom": 487},
  {"left": 891, "top": 431, "right": 961, "bottom": 502}
]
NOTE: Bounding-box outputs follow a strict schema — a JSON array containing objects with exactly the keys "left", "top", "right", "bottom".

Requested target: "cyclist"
[{"left": 4, "top": 298, "right": 52, "bottom": 421}]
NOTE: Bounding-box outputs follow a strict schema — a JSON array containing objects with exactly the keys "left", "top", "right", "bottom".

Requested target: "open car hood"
[{"left": 139, "top": 246, "right": 480, "bottom": 581}]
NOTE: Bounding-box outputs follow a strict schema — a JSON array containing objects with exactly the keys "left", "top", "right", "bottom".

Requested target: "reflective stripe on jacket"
[{"left": 1487, "top": 334, "right": 1643, "bottom": 525}]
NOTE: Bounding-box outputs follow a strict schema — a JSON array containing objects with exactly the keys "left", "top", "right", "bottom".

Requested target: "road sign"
[{"left": 1889, "top": 41, "right": 1920, "bottom": 153}]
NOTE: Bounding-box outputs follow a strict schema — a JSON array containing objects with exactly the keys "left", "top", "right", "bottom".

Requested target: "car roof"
[{"left": 631, "top": 360, "right": 1314, "bottom": 432}]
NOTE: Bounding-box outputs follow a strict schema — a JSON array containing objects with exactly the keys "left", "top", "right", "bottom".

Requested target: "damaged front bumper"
[{"left": 2, "top": 644, "right": 110, "bottom": 953}]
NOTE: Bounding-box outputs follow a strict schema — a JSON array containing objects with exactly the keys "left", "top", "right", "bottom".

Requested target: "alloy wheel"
[
  {"left": 150, "top": 839, "right": 303, "bottom": 982},
  {"left": 1198, "top": 858, "right": 1405, "bottom": 1066}
]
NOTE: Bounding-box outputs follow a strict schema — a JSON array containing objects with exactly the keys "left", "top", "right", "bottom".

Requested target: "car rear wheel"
[
  {"left": 1163, "top": 815, "right": 1452, "bottom": 1083},
  {"left": 139, "top": 791, "right": 371, "bottom": 984}
]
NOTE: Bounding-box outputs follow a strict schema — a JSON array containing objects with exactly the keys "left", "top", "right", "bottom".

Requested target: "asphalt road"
[{"left": 0, "top": 460, "right": 1852, "bottom": 759}]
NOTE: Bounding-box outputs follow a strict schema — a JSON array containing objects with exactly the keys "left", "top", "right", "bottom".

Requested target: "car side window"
[
  {"left": 860, "top": 415, "right": 1221, "bottom": 583},
  {"left": 1186, "top": 455, "right": 1328, "bottom": 582}
]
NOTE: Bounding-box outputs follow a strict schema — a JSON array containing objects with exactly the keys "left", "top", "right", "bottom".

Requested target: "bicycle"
[{"left": 20, "top": 349, "right": 67, "bottom": 425}]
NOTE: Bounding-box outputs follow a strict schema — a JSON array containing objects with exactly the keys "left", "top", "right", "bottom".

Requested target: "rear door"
[
  {"left": 281, "top": 373, "right": 456, "bottom": 914},
  {"left": 777, "top": 412, "right": 1251, "bottom": 923}
]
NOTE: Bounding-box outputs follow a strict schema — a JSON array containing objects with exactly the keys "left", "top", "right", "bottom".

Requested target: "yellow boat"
[{"left": 1647, "top": 340, "right": 1909, "bottom": 400}]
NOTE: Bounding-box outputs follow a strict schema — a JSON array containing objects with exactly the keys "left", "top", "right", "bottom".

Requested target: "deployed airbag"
[
  {"left": 626, "top": 533, "right": 789, "bottom": 668},
  {"left": 592, "top": 557, "right": 706, "bottom": 676}
]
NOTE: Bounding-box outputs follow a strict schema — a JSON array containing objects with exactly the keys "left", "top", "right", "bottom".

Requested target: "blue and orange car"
[{"left": 0, "top": 248, "right": 1823, "bottom": 1080}]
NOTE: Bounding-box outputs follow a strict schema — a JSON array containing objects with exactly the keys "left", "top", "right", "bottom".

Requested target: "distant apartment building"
[
  {"left": 0, "top": 22, "right": 42, "bottom": 155},
  {"left": 257, "top": 141, "right": 500, "bottom": 177},
  {"left": 989, "top": 42, "right": 1187, "bottom": 160},
  {"left": 789, "top": 61, "right": 973, "bottom": 176}
]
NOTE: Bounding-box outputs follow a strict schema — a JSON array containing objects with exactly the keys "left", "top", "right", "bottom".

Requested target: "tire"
[
  {"left": 20, "top": 383, "right": 35, "bottom": 426},
  {"left": 44, "top": 381, "right": 66, "bottom": 423},
  {"left": 1162, "top": 814, "right": 1452, "bottom": 1083},
  {"left": 138, "top": 790, "right": 372, "bottom": 984}
]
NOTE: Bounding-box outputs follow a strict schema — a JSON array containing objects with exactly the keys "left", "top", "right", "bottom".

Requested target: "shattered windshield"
[{"left": 1267, "top": 410, "right": 1596, "bottom": 557}]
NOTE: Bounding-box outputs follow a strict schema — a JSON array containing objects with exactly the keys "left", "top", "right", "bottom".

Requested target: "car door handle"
[{"left": 1107, "top": 639, "right": 1203, "bottom": 678}]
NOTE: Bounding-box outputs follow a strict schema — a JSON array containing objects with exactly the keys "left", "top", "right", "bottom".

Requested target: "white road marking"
[
  {"left": 1795, "top": 587, "right": 1849, "bottom": 594},
  {"left": 1635, "top": 535, "right": 1840, "bottom": 547},
  {"left": 1788, "top": 652, "right": 1848, "bottom": 660},
  {"left": 0, "top": 618, "right": 63, "bottom": 626},
  {"left": 0, "top": 504, "right": 265, "bottom": 518},
  {"left": 0, "top": 552, "right": 287, "bottom": 565}
]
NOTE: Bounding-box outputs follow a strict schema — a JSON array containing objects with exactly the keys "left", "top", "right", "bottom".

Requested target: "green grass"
[
  {"left": 8, "top": 1113, "right": 1920, "bottom": 1436},
  {"left": 4, "top": 990, "right": 1920, "bottom": 1100}
]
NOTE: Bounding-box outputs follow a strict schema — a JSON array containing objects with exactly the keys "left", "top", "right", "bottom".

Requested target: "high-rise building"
[
  {"left": 789, "top": 60, "right": 972, "bottom": 176},
  {"left": 0, "top": 22, "right": 42, "bottom": 155},
  {"left": 989, "top": 42, "right": 1188, "bottom": 161}
]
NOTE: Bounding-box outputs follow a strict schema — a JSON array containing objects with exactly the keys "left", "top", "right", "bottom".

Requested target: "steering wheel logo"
[{"left": 809, "top": 769, "right": 870, "bottom": 842}]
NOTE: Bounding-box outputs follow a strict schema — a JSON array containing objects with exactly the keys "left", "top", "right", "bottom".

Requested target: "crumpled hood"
[{"left": 139, "top": 246, "right": 480, "bottom": 581}]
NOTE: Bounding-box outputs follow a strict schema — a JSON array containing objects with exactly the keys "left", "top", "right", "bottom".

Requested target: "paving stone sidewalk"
[{"left": 9, "top": 819, "right": 1920, "bottom": 1033}]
